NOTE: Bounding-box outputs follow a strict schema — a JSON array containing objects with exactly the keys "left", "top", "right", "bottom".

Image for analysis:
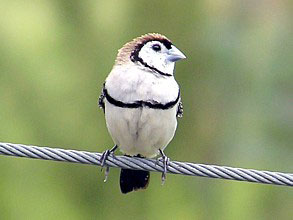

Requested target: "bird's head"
[{"left": 115, "top": 33, "right": 186, "bottom": 77}]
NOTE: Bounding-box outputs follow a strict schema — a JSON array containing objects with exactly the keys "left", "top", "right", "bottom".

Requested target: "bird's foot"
[
  {"left": 100, "top": 145, "right": 118, "bottom": 182},
  {"left": 103, "top": 166, "right": 110, "bottom": 182},
  {"left": 158, "top": 149, "right": 170, "bottom": 185}
]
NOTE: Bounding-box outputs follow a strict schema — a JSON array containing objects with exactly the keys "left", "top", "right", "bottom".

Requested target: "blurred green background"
[{"left": 0, "top": 0, "right": 292, "bottom": 219}]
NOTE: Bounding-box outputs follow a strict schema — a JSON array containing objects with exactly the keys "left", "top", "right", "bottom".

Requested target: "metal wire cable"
[{"left": 0, "top": 142, "right": 292, "bottom": 187}]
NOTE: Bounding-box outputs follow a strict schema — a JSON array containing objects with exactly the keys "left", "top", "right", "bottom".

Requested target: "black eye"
[{"left": 152, "top": 44, "right": 161, "bottom": 52}]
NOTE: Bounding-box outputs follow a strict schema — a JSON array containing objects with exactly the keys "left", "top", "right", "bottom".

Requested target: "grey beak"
[{"left": 167, "top": 45, "right": 186, "bottom": 62}]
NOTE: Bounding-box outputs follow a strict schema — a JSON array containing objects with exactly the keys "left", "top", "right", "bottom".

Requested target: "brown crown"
[{"left": 115, "top": 33, "right": 172, "bottom": 65}]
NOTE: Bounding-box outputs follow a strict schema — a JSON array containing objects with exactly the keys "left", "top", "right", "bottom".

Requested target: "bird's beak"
[{"left": 167, "top": 45, "right": 186, "bottom": 62}]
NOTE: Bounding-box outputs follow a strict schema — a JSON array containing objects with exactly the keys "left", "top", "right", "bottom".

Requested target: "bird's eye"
[{"left": 152, "top": 44, "right": 161, "bottom": 52}]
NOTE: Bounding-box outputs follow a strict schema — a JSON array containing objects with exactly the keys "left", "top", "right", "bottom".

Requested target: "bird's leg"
[
  {"left": 100, "top": 145, "right": 118, "bottom": 182},
  {"left": 158, "top": 149, "right": 170, "bottom": 185},
  {"left": 100, "top": 145, "right": 118, "bottom": 167}
]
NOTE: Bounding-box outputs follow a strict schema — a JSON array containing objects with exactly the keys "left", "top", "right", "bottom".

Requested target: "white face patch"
[{"left": 138, "top": 41, "right": 175, "bottom": 76}]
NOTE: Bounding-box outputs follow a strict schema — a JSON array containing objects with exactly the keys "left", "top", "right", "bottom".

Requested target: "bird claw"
[
  {"left": 100, "top": 149, "right": 111, "bottom": 169},
  {"left": 104, "top": 166, "right": 110, "bottom": 182},
  {"left": 158, "top": 149, "right": 170, "bottom": 185},
  {"left": 100, "top": 145, "right": 118, "bottom": 182}
]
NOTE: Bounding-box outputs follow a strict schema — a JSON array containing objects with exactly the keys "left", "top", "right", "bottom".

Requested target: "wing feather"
[
  {"left": 177, "top": 100, "right": 183, "bottom": 118},
  {"left": 98, "top": 83, "right": 106, "bottom": 113}
]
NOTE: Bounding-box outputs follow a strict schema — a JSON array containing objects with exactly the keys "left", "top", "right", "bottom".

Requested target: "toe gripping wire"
[
  {"left": 100, "top": 145, "right": 118, "bottom": 182},
  {"left": 100, "top": 147, "right": 169, "bottom": 184}
]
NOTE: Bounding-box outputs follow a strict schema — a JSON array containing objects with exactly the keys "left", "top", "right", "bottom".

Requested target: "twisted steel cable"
[{"left": 0, "top": 142, "right": 292, "bottom": 187}]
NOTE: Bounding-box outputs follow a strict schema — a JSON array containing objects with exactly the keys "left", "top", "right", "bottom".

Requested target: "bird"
[{"left": 98, "top": 33, "right": 186, "bottom": 193}]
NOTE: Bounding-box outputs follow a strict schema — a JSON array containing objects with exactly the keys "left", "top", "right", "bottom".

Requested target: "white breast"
[
  {"left": 104, "top": 64, "right": 180, "bottom": 158},
  {"left": 105, "top": 64, "right": 179, "bottom": 104}
]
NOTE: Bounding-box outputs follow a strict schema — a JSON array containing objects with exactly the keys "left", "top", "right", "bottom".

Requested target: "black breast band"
[{"left": 103, "top": 87, "right": 180, "bottom": 110}]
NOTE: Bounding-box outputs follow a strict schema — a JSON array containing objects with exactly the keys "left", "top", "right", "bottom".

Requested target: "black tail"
[{"left": 120, "top": 169, "right": 150, "bottom": 194}]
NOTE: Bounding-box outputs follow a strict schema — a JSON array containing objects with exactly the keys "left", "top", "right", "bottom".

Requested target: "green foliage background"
[{"left": 0, "top": 0, "right": 292, "bottom": 219}]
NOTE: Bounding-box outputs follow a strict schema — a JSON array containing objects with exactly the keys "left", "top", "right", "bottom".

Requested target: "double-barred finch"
[{"left": 99, "top": 33, "right": 186, "bottom": 193}]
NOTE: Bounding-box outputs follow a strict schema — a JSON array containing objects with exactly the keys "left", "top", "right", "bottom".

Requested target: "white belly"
[{"left": 105, "top": 101, "right": 178, "bottom": 158}]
